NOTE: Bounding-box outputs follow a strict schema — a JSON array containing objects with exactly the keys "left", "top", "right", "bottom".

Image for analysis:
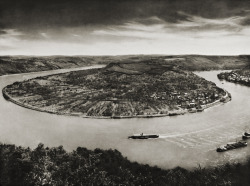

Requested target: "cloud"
[
  {"left": 0, "top": 30, "right": 7, "bottom": 35},
  {"left": 0, "top": 29, "right": 22, "bottom": 36},
  {"left": 92, "top": 12, "right": 249, "bottom": 41},
  {"left": 40, "top": 33, "right": 49, "bottom": 39},
  {"left": 1, "top": 0, "right": 250, "bottom": 31},
  {"left": 0, "top": 0, "right": 250, "bottom": 43},
  {"left": 0, "top": 30, "right": 23, "bottom": 51},
  {"left": 132, "top": 16, "right": 166, "bottom": 26},
  {"left": 0, "top": 0, "right": 250, "bottom": 55},
  {"left": 240, "top": 15, "right": 250, "bottom": 25},
  {"left": 174, "top": 13, "right": 245, "bottom": 34}
]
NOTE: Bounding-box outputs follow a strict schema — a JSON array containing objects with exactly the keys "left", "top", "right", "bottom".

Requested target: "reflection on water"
[{"left": 1, "top": 68, "right": 250, "bottom": 169}]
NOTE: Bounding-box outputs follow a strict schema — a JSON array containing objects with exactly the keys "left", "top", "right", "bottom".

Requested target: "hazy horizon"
[
  {"left": 1, "top": 54, "right": 250, "bottom": 57},
  {"left": 1, "top": 0, "right": 250, "bottom": 56}
]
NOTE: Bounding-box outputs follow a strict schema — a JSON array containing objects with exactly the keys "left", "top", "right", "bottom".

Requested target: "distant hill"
[{"left": 0, "top": 55, "right": 250, "bottom": 76}]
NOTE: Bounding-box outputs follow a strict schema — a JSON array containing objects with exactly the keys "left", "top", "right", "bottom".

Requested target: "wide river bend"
[{"left": 1, "top": 66, "right": 250, "bottom": 169}]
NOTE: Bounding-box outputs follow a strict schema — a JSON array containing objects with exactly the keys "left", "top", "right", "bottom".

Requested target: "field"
[{"left": 4, "top": 61, "right": 227, "bottom": 118}]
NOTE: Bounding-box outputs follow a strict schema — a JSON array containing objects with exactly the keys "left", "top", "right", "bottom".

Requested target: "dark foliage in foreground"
[{"left": 0, "top": 144, "right": 250, "bottom": 186}]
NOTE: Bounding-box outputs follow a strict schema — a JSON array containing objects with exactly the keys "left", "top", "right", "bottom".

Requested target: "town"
[{"left": 218, "top": 70, "right": 250, "bottom": 86}]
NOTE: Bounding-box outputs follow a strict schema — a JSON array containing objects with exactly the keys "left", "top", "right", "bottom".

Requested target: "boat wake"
[
  {"left": 156, "top": 125, "right": 246, "bottom": 149},
  {"left": 158, "top": 125, "right": 222, "bottom": 139}
]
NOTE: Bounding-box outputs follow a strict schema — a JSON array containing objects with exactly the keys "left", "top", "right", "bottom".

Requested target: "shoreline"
[
  {"left": 2, "top": 87, "right": 231, "bottom": 119},
  {"left": 0, "top": 64, "right": 106, "bottom": 78}
]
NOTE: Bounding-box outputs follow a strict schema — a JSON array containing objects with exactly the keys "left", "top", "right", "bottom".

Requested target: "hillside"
[
  {"left": 3, "top": 61, "right": 229, "bottom": 118},
  {"left": 0, "top": 143, "right": 249, "bottom": 186},
  {"left": 0, "top": 55, "right": 114, "bottom": 76},
  {"left": 0, "top": 55, "right": 250, "bottom": 76}
]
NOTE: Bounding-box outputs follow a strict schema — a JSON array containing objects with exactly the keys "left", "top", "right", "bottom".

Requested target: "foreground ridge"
[{"left": 0, "top": 143, "right": 250, "bottom": 185}]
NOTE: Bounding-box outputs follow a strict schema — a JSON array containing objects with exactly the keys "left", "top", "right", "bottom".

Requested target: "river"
[{"left": 1, "top": 67, "right": 250, "bottom": 169}]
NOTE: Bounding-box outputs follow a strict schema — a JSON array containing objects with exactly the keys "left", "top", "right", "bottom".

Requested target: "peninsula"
[{"left": 3, "top": 61, "right": 230, "bottom": 118}]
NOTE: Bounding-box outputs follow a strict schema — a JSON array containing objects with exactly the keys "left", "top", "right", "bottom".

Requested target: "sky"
[{"left": 0, "top": 0, "right": 250, "bottom": 56}]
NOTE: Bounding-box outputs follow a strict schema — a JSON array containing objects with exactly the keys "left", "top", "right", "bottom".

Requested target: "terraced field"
[{"left": 3, "top": 62, "right": 227, "bottom": 118}]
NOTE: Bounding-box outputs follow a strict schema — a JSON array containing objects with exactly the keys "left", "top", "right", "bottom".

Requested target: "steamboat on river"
[
  {"left": 128, "top": 133, "right": 159, "bottom": 139},
  {"left": 242, "top": 132, "right": 250, "bottom": 139},
  {"left": 216, "top": 141, "right": 247, "bottom": 152}
]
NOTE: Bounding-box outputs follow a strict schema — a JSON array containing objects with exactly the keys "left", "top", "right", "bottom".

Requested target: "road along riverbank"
[{"left": 2, "top": 86, "right": 231, "bottom": 119}]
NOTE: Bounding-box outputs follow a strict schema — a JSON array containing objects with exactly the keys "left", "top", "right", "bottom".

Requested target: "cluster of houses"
[
  {"left": 218, "top": 71, "right": 250, "bottom": 83},
  {"left": 224, "top": 72, "right": 250, "bottom": 83},
  {"left": 150, "top": 89, "right": 221, "bottom": 109}
]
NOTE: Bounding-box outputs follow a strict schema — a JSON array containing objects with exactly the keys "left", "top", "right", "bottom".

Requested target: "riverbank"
[
  {"left": 1, "top": 143, "right": 250, "bottom": 185},
  {"left": 2, "top": 87, "right": 231, "bottom": 119},
  {"left": 1, "top": 55, "right": 250, "bottom": 76}
]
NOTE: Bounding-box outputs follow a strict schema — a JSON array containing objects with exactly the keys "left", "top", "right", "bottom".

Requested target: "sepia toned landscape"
[{"left": 1, "top": 0, "right": 250, "bottom": 185}]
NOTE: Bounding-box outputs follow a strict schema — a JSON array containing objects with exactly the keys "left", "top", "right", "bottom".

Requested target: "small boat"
[
  {"left": 197, "top": 108, "right": 204, "bottom": 112},
  {"left": 169, "top": 113, "right": 178, "bottom": 116},
  {"left": 128, "top": 133, "right": 159, "bottom": 139},
  {"left": 244, "top": 132, "right": 250, "bottom": 136},
  {"left": 216, "top": 141, "right": 247, "bottom": 152},
  {"left": 188, "top": 108, "right": 197, "bottom": 113},
  {"left": 220, "top": 98, "right": 226, "bottom": 102},
  {"left": 242, "top": 135, "right": 250, "bottom": 140},
  {"left": 216, "top": 146, "right": 227, "bottom": 152},
  {"left": 242, "top": 132, "right": 250, "bottom": 139}
]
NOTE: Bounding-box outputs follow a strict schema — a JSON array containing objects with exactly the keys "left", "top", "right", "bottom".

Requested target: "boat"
[
  {"left": 128, "top": 133, "right": 159, "bottom": 139},
  {"left": 242, "top": 135, "right": 250, "bottom": 140},
  {"left": 197, "top": 108, "right": 204, "bottom": 112},
  {"left": 169, "top": 112, "right": 178, "bottom": 116},
  {"left": 220, "top": 97, "right": 226, "bottom": 102},
  {"left": 244, "top": 132, "right": 250, "bottom": 136},
  {"left": 216, "top": 146, "right": 227, "bottom": 152},
  {"left": 216, "top": 141, "right": 247, "bottom": 152},
  {"left": 242, "top": 132, "right": 250, "bottom": 139},
  {"left": 188, "top": 108, "right": 197, "bottom": 113}
]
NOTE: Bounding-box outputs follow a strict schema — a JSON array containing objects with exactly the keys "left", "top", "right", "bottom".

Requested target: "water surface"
[{"left": 1, "top": 68, "right": 250, "bottom": 169}]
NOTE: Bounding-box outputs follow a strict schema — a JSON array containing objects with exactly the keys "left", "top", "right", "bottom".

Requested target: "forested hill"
[
  {"left": 1, "top": 55, "right": 250, "bottom": 76},
  {"left": 0, "top": 143, "right": 249, "bottom": 185}
]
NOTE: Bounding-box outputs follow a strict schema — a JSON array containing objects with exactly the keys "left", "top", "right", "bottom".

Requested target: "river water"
[{"left": 1, "top": 67, "right": 250, "bottom": 169}]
